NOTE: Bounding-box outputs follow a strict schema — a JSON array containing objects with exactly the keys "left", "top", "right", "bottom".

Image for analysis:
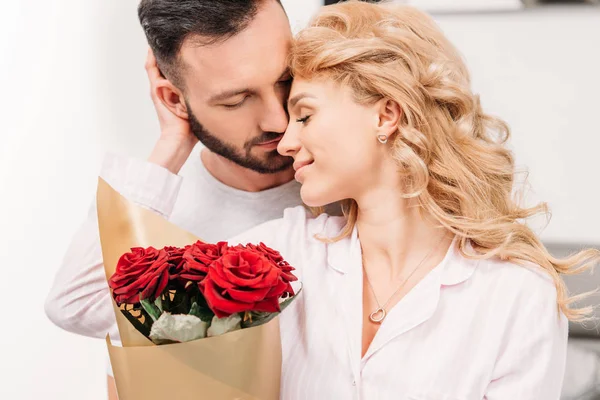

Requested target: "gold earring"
[{"left": 377, "top": 135, "right": 388, "bottom": 144}]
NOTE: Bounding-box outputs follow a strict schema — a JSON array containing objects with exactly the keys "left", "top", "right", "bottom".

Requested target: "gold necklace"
[{"left": 363, "top": 234, "right": 447, "bottom": 324}]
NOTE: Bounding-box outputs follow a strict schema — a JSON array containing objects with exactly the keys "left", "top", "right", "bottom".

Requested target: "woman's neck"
[{"left": 355, "top": 190, "right": 451, "bottom": 281}]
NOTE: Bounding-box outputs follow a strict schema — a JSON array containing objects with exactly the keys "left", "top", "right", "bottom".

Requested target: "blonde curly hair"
[{"left": 289, "top": 0, "right": 599, "bottom": 321}]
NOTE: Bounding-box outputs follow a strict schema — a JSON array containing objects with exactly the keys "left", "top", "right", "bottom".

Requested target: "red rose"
[
  {"left": 273, "top": 260, "right": 297, "bottom": 298},
  {"left": 178, "top": 241, "right": 227, "bottom": 283},
  {"left": 164, "top": 245, "right": 188, "bottom": 283},
  {"left": 246, "top": 242, "right": 283, "bottom": 264},
  {"left": 108, "top": 247, "right": 171, "bottom": 305},
  {"left": 200, "top": 247, "right": 296, "bottom": 318},
  {"left": 246, "top": 242, "right": 298, "bottom": 287},
  {"left": 164, "top": 246, "right": 186, "bottom": 269}
]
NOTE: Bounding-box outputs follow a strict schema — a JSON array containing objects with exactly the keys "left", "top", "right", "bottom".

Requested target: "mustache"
[{"left": 246, "top": 132, "right": 284, "bottom": 148}]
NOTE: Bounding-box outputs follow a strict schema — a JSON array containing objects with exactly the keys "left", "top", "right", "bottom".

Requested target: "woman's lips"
[{"left": 294, "top": 161, "right": 313, "bottom": 181}]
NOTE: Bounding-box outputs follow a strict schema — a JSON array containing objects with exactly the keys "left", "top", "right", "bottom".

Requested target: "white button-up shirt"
[
  {"left": 231, "top": 206, "right": 568, "bottom": 399},
  {"left": 46, "top": 154, "right": 568, "bottom": 399}
]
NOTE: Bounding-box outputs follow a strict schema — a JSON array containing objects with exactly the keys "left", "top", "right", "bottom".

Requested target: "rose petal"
[
  {"left": 226, "top": 286, "right": 271, "bottom": 303},
  {"left": 253, "top": 297, "right": 281, "bottom": 313},
  {"left": 203, "top": 279, "right": 254, "bottom": 318},
  {"left": 221, "top": 266, "right": 265, "bottom": 287}
]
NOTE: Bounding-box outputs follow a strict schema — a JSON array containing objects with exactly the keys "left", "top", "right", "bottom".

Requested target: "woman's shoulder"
[
  {"left": 280, "top": 205, "right": 347, "bottom": 241},
  {"left": 465, "top": 251, "right": 568, "bottom": 350},
  {"left": 469, "top": 252, "right": 559, "bottom": 305},
  {"left": 226, "top": 205, "right": 345, "bottom": 249}
]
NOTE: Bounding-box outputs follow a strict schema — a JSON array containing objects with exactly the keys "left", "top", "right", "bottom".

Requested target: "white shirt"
[
  {"left": 45, "top": 154, "right": 568, "bottom": 399},
  {"left": 44, "top": 150, "right": 305, "bottom": 372},
  {"left": 233, "top": 207, "right": 568, "bottom": 400}
]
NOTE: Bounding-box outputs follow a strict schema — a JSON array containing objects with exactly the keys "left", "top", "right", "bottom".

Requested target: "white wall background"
[{"left": 0, "top": 1, "right": 598, "bottom": 399}]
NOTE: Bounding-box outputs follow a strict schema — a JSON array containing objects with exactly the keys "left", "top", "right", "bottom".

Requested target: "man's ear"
[
  {"left": 154, "top": 79, "right": 189, "bottom": 120},
  {"left": 375, "top": 99, "right": 402, "bottom": 137}
]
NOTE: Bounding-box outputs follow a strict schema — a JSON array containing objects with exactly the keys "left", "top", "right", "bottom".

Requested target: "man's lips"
[{"left": 256, "top": 135, "right": 284, "bottom": 146}]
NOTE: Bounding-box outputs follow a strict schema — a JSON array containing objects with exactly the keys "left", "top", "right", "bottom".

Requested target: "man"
[{"left": 44, "top": 0, "right": 316, "bottom": 397}]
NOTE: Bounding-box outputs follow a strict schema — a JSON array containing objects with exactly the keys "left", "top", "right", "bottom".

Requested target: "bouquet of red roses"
[
  {"left": 108, "top": 241, "right": 298, "bottom": 345},
  {"left": 96, "top": 178, "right": 299, "bottom": 400}
]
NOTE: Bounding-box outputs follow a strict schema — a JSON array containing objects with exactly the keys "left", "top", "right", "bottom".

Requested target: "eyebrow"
[
  {"left": 209, "top": 69, "right": 292, "bottom": 104},
  {"left": 288, "top": 92, "right": 316, "bottom": 108}
]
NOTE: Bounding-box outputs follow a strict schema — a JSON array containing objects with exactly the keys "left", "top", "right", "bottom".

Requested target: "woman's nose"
[{"left": 277, "top": 124, "right": 301, "bottom": 157}]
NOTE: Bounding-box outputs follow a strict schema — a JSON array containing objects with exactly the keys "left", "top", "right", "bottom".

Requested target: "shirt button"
[{"left": 352, "top": 380, "right": 356, "bottom": 386}]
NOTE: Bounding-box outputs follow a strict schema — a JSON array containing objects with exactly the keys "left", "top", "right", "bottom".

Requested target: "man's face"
[{"left": 179, "top": 0, "right": 293, "bottom": 174}]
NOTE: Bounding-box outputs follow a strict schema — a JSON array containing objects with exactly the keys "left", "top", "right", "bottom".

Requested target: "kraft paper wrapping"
[{"left": 97, "top": 177, "right": 282, "bottom": 400}]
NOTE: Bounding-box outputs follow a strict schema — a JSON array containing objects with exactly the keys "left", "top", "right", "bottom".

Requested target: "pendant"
[{"left": 369, "top": 307, "right": 386, "bottom": 324}]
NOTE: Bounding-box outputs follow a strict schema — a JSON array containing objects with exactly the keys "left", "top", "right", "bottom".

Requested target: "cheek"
[
  {"left": 323, "top": 117, "right": 375, "bottom": 174},
  {"left": 200, "top": 106, "right": 258, "bottom": 144},
  {"left": 299, "top": 106, "right": 377, "bottom": 204},
  {"left": 313, "top": 113, "right": 372, "bottom": 160},
  {"left": 299, "top": 153, "right": 354, "bottom": 207},
  {"left": 309, "top": 108, "right": 366, "bottom": 152}
]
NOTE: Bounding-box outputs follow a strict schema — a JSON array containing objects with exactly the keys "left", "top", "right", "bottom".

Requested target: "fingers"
[
  {"left": 145, "top": 48, "right": 162, "bottom": 81},
  {"left": 145, "top": 47, "right": 156, "bottom": 69},
  {"left": 145, "top": 48, "right": 164, "bottom": 102}
]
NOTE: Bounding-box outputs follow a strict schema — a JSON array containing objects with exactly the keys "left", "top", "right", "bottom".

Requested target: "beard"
[{"left": 186, "top": 102, "right": 293, "bottom": 174}]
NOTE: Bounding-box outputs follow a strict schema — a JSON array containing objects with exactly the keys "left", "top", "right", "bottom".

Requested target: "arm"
[
  {"left": 484, "top": 277, "right": 569, "bottom": 400},
  {"left": 44, "top": 49, "right": 196, "bottom": 338},
  {"left": 44, "top": 154, "right": 184, "bottom": 338},
  {"left": 107, "top": 375, "right": 118, "bottom": 400}
]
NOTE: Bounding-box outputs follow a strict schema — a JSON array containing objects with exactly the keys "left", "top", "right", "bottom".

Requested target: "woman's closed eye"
[{"left": 296, "top": 115, "right": 311, "bottom": 124}]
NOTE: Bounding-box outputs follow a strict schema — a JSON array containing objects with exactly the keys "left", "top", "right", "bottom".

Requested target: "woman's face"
[{"left": 278, "top": 77, "right": 395, "bottom": 207}]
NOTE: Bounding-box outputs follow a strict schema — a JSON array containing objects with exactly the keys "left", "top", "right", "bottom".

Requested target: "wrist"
[{"left": 147, "top": 136, "right": 196, "bottom": 174}]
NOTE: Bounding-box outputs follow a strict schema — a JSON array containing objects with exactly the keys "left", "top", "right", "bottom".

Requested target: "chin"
[{"left": 300, "top": 185, "right": 334, "bottom": 208}]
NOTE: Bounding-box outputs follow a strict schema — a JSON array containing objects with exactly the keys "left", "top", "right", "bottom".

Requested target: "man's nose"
[{"left": 259, "top": 93, "right": 289, "bottom": 134}]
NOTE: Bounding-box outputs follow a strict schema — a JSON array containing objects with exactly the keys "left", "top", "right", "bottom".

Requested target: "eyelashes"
[
  {"left": 222, "top": 96, "right": 249, "bottom": 109},
  {"left": 296, "top": 115, "right": 311, "bottom": 124}
]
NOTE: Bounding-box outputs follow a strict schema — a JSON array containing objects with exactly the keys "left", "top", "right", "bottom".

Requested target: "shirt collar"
[
  {"left": 324, "top": 220, "right": 478, "bottom": 286},
  {"left": 323, "top": 216, "right": 359, "bottom": 274},
  {"left": 439, "top": 236, "right": 479, "bottom": 286}
]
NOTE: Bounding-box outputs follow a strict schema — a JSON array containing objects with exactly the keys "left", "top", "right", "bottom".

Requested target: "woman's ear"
[
  {"left": 376, "top": 99, "right": 402, "bottom": 137},
  {"left": 154, "top": 79, "right": 189, "bottom": 120}
]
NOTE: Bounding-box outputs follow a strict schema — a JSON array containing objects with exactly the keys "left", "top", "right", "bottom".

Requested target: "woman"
[{"left": 224, "top": 1, "right": 599, "bottom": 399}]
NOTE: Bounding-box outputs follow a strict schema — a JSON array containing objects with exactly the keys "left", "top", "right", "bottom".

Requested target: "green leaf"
[
  {"left": 241, "top": 311, "right": 276, "bottom": 329},
  {"left": 189, "top": 301, "right": 215, "bottom": 322},
  {"left": 189, "top": 301, "right": 201, "bottom": 318},
  {"left": 154, "top": 296, "right": 163, "bottom": 313},
  {"left": 279, "top": 286, "right": 302, "bottom": 312},
  {"left": 241, "top": 286, "right": 302, "bottom": 329},
  {"left": 140, "top": 299, "right": 162, "bottom": 322}
]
